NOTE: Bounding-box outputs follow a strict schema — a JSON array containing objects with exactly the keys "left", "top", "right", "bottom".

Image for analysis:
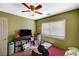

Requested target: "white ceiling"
[{"left": 0, "top": 3, "right": 79, "bottom": 20}]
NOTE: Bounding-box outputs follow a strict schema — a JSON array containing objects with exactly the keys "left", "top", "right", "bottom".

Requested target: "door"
[{"left": 0, "top": 17, "right": 8, "bottom": 56}]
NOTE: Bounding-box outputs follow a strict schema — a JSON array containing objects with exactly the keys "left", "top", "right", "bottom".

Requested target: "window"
[{"left": 42, "top": 20, "right": 65, "bottom": 39}]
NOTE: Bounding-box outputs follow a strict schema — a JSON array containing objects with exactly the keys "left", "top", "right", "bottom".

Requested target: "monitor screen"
[{"left": 20, "top": 29, "right": 32, "bottom": 37}]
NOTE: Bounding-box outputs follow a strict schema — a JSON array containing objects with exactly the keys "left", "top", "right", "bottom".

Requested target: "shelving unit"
[
  {"left": 14, "top": 40, "right": 26, "bottom": 53},
  {"left": 14, "top": 36, "right": 31, "bottom": 53}
]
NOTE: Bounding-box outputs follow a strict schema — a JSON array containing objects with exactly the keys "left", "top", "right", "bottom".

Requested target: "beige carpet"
[{"left": 10, "top": 49, "right": 32, "bottom": 56}]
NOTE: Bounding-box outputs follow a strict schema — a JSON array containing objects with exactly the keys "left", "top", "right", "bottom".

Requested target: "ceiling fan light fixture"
[
  {"left": 22, "top": 3, "right": 42, "bottom": 16},
  {"left": 31, "top": 10, "right": 36, "bottom": 16}
]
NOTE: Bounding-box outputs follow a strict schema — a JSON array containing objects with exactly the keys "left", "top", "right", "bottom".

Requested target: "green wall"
[
  {"left": 0, "top": 11, "right": 36, "bottom": 40},
  {"left": 36, "top": 9, "right": 79, "bottom": 49}
]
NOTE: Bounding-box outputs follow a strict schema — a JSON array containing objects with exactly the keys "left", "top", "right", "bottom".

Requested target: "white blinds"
[{"left": 42, "top": 20, "right": 65, "bottom": 39}]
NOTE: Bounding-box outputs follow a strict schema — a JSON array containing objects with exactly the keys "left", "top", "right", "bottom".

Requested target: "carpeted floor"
[{"left": 10, "top": 49, "right": 32, "bottom": 56}]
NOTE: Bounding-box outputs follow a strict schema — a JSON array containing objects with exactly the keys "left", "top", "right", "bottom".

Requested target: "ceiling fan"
[{"left": 22, "top": 3, "right": 42, "bottom": 16}]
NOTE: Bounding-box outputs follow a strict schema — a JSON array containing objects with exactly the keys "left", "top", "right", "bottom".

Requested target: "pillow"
[{"left": 41, "top": 42, "right": 52, "bottom": 49}]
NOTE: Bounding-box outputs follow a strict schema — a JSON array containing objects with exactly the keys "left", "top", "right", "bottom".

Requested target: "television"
[{"left": 20, "top": 29, "right": 32, "bottom": 37}]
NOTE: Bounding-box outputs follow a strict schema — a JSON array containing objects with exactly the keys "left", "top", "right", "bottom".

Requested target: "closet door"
[{"left": 0, "top": 17, "right": 8, "bottom": 56}]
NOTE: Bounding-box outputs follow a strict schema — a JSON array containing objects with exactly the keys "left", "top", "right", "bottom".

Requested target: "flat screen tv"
[{"left": 20, "top": 29, "right": 32, "bottom": 37}]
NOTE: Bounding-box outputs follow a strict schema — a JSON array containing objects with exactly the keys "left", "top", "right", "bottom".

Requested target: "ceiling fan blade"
[
  {"left": 22, "top": 3, "right": 30, "bottom": 9},
  {"left": 35, "top": 5, "right": 42, "bottom": 10},
  {"left": 22, "top": 10, "right": 30, "bottom": 12},
  {"left": 35, "top": 11, "right": 42, "bottom": 15}
]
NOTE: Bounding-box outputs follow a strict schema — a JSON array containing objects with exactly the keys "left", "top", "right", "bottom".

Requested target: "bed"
[
  {"left": 32, "top": 42, "right": 65, "bottom": 56},
  {"left": 48, "top": 46, "right": 65, "bottom": 56}
]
